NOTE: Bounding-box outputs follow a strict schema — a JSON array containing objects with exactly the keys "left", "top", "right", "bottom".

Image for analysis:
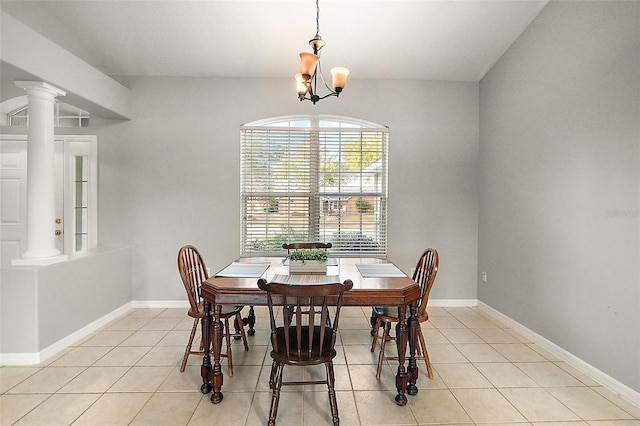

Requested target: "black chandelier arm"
[
  {"left": 298, "top": 90, "right": 340, "bottom": 104},
  {"left": 315, "top": 60, "right": 336, "bottom": 95}
]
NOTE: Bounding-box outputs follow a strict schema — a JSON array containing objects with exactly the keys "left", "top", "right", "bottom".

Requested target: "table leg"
[
  {"left": 394, "top": 305, "right": 409, "bottom": 406},
  {"left": 242, "top": 306, "right": 256, "bottom": 336},
  {"left": 200, "top": 300, "right": 212, "bottom": 394},
  {"left": 210, "top": 304, "right": 224, "bottom": 403},
  {"left": 407, "top": 301, "right": 419, "bottom": 396},
  {"left": 369, "top": 309, "right": 378, "bottom": 336}
]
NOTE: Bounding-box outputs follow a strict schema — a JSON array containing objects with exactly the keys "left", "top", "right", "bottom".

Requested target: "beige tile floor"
[{"left": 2, "top": 306, "right": 639, "bottom": 425}]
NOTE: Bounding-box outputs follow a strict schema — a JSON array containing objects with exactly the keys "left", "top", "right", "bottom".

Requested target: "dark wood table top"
[{"left": 202, "top": 257, "right": 421, "bottom": 307}]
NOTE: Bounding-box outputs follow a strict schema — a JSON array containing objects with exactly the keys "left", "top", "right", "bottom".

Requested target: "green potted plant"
[{"left": 287, "top": 249, "right": 328, "bottom": 274}]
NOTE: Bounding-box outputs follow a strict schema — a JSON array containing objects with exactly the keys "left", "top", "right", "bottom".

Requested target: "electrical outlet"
[
  {"left": 207, "top": 267, "right": 211, "bottom": 276},
  {"left": 481, "top": 271, "right": 487, "bottom": 282}
]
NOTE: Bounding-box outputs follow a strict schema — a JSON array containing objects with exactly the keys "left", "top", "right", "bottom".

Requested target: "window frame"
[
  {"left": 1, "top": 96, "right": 90, "bottom": 128},
  {"left": 240, "top": 115, "right": 389, "bottom": 258},
  {"left": 64, "top": 136, "right": 98, "bottom": 253}
]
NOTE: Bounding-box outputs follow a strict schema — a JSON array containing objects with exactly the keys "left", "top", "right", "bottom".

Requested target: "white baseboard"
[
  {"left": 478, "top": 301, "right": 640, "bottom": 409},
  {"left": 131, "top": 300, "right": 189, "bottom": 309},
  {"left": 0, "top": 352, "right": 41, "bottom": 365},
  {"left": 429, "top": 298, "right": 477, "bottom": 307},
  {"left": 0, "top": 301, "right": 191, "bottom": 365},
  {"left": 0, "top": 302, "right": 133, "bottom": 366}
]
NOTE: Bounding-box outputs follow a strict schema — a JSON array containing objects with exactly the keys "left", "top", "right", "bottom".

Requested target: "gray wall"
[
  {"left": 0, "top": 246, "right": 132, "bottom": 353},
  {"left": 478, "top": 0, "right": 639, "bottom": 392},
  {"left": 95, "top": 77, "right": 479, "bottom": 302}
]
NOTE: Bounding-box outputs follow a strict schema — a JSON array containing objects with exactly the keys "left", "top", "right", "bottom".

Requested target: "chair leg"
[
  {"left": 246, "top": 306, "right": 256, "bottom": 336},
  {"left": 325, "top": 361, "right": 340, "bottom": 426},
  {"left": 268, "top": 360, "right": 277, "bottom": 389},
  {"left": 233, "top": 312, "right": 244, "bottom": 340},
  {"left": 370, "top": 318, "right": 382, "bottom": 352},
  {"left": 417, "top": 326, "right": 433, "bottom": 379},
  {"left": 224, "top": 317, "right": 234, "bottom": 377},
  {"left": 236, "top": 312, "right": 249, "bottom": 351},
  {"left": 180, "top": 317, "right": 199, "bottom": 372},
  {"left": 268, "top": 363, "right": 284, "bottom": 426},
  {"left": 198, "top": 334, "right": 204, "bottom": 351},
  {"left": 376, "top": 322, "right": 391, "bottom": 379}
]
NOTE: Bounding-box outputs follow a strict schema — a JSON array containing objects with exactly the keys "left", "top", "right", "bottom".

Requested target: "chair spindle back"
[
  {"left": 177, "top": 245, "right": 208, "bottom": 314},
  {"left": 412, "top": 248, "right": 439, "bottom": 320}
]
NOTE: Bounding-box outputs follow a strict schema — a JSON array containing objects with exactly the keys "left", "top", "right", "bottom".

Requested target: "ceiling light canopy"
[{"left": 296, "top": 0, "right": 350, "bottom": 104}]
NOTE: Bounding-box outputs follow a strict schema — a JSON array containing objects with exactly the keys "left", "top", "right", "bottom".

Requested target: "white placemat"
[
  {"left": 356, "top": 263, "right": 406, "bottom": 278},
  {"left": 215, "top": 262, "right": 270, "bottom": 278}
]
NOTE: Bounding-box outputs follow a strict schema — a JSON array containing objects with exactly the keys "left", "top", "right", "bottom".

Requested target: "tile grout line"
[{"left": 2, "top": 307, "right": 639, "bottom": 425}]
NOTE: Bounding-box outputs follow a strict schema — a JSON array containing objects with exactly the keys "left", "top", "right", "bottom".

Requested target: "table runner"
[{"left": 270, "top": 274, "right": 341, "bottom": 285}]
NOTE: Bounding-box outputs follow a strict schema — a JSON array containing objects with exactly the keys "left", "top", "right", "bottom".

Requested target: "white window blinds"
[{"left": 240, "top": 117, "right": 388, "bottom": 257}]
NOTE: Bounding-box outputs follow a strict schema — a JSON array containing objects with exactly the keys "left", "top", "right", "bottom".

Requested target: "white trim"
[
  {"left": 429, "top": 298, "right": 477, "bottom": 307},
  {"left": 478, "top": 301, "right": 640, "bottom": 408},
  {"left": 0, "top": 352, "right": 41, "bottom": 365},
  {"left": 0, "top": 302, "right": 133, "bottom": 366},
  {"left": 64, "top": 136, "right": 98, "bottom": 253},
  {"left": 132, "top": 300, "right": 190, "bottom": 309},
  {"left": 244, "top": 114, "right": 385, "bottom": 129},
  {"left": 12, "top": 254, "right": 68, "bottom": 266}
]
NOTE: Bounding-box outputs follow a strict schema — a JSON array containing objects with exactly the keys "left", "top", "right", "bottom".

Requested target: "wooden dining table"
[{"left": 199, "top": 257, "right": 422, "bottom": 406}]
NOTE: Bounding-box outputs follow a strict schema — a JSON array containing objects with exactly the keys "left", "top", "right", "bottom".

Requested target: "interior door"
[
  {"left": 0, "top": 138, "right": 28, "bottom": 267},
  {"left": 0, "top": 136, "right": 65, "bottom": 266}
]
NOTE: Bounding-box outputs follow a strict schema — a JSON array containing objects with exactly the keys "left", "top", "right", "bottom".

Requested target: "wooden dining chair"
[
  {"left": 283, "top": 241, "right": 332, "bottom": 253},
  {"left": 370, "top": 248, "right": 439, "bottom": 379},
  {"left": 177, "top": 245, "right": 249, "bottom": 375},
  {"left": 257, "top": 276, "right": 353, "bottom": 426}
]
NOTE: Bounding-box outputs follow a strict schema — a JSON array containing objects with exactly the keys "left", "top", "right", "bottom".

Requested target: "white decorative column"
[{"left": 13, "top": 81, "right": 68, "bottom": 265}]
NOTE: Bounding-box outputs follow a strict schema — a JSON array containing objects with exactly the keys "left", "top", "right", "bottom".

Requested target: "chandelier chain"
[{"left": 315, "top": 0, "right": 320, "bottom": 36}]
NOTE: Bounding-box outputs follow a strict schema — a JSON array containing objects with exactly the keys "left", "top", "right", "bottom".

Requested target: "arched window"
[
  {"left": 240, "top": 115, "right": 388, "bottom": 257},
  {"left": 1, "top": 96, "right": 90, "bottom": 127}
]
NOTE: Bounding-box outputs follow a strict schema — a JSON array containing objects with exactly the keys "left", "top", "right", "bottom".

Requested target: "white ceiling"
[{"left": 1, "top": 0, "right": 548, "bottom": 82}]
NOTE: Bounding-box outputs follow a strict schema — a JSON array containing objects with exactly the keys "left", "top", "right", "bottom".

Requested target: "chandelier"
[{"left": 296, "top": 0, "right": 350, "bottom": 104}]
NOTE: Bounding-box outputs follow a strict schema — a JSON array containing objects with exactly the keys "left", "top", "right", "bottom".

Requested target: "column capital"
[{"left": 15, "top": 81, "right": 66, "bottom": 98}]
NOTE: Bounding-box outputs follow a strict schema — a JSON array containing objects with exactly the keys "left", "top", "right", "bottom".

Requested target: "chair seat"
[
  {"left": 373, "top": 305, "right": 428, "bottom": 323},
  {"left": 219, "top": 305, "right": 244, "bottom": 316},
  {"left": 372, "top": 305, "right": 397, "bottom": 319},
  {"left": 188, "top": 303, "right": 243, "bottom": 319},
  {"left": 271, "top": 325, "right": 335, "bottom": 365}
]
